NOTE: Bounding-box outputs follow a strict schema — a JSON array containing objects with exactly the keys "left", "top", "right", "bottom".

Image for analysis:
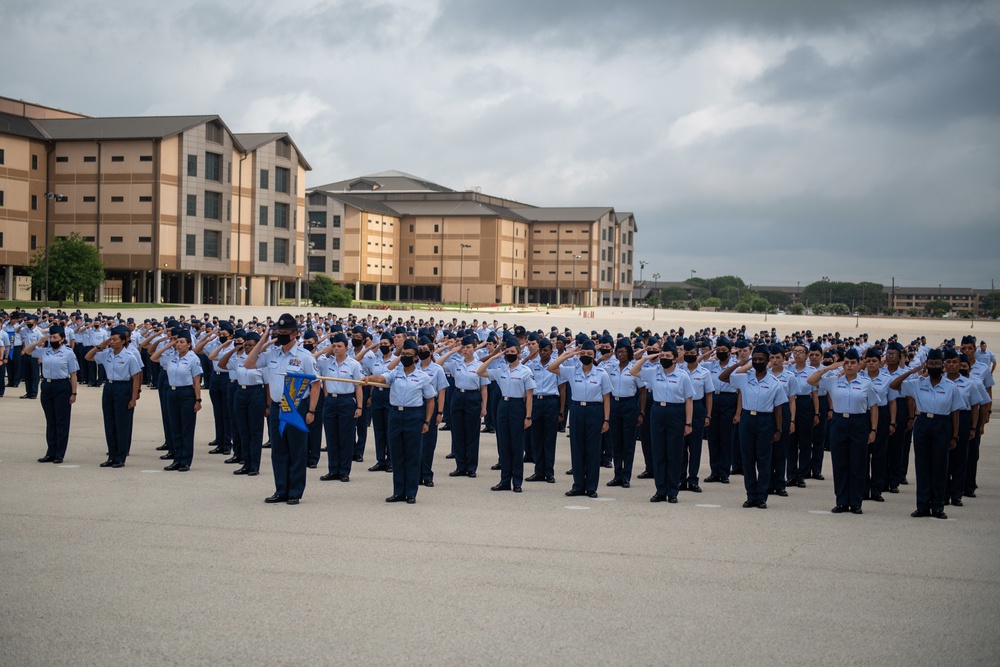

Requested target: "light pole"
[
  {"left": 690, "top": 269, "right": 696, "bottom": 281},
  {"left": 573, "top": 255, "right": 582, "bottom": 307},
  {"left": 43, "top": 192, "right": 66, "bottom": 305},
  {"left": 305, "top": 241, "right": 315, "bottom": 305},
  {"left": 652, "top": 272, "right": 660, "bottom": 320},
  {"left": 459, "top": 243, "right": 472, "bottom": 311}
]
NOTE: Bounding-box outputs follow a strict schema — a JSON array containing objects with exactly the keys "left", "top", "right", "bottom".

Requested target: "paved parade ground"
[{"left": 2, "top": 307, "right": 999, "bottom": 665}]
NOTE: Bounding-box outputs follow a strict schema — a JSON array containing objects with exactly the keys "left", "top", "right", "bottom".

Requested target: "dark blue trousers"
[
  {"left": 638, "top": 393, "right": 653, "bottom": 474},
  {"left": 867, "top": 405, "right": 890, "bottom": 496},
  {"left": 771, "top": 404, "right": 791, "bottom": 492},
  {"left": 102, "top": 381, "right": 135, "bottom": 463},
  {"left": 443, "top": 375, "right": 456, "bottom": 427},
  {"left": 609, "top": 395, "right": 639, "bottom": 483},
  {"left": 682, "top": 398, "right": 706, "bottom": 485},
  {"left": 496, "top": 396, "right": 527, "bottom": 486},
  {"left": 420, "top": 396, "right": 440, "bottom": 483},
  {"left": 829, "top": 413, "right": 868, "bottom": 508},
  {"left": 371, "top": 388, "right": 391, "bottom": 466},
  {"left": 791, "top": 395, "right": 814, "bottom": 483},
  {"left": 77, "top": 345, "right": 91, "bottom": 384},
  {"left": 650, "top": 402, "right": 684, "bottom": 497},
  {"left": 355, "top": 385, "right": 371, "bottom": 459},
  {"left": 269, "top": 401, "right": 310, "bottom": 499},
  {"left": 811, "top": 394, "right": 829, "bottom": 476},
  {"left": 22, "top": 353, "right": 39, "bottom": 397},
  {"left": 323, "top": 393, "right": 358, "bottom": 476},
  {"left": 569, "top": 401, "right": 604, "bottom": 493},
  {"left": 965, "top": 429, "right": 981, "bottom": 496},
  {"left": 484, "top": 381, "right": 499, "bottom": 431},
  {"left": 886, "top": 397, "right": 909, "bottom": 487},
  {"left": 209, "top": 372, "right": 231, "bottom": 450},
  {"left": 913, "top": 414, "right": 951, "bottom": 512},
  {"left": 40, "top": 378, "right": 72, "bottom": 459},
  {"left": 166, "top": 386, "right": 197, "bottom": 467},
  {"left": 946, "top": 410, "right": 972, "bottom": 502},
  {"left": 157, "top": 368, "right": 171, "bottom": 452},
  {"left": 228, "top": 380, "right": 242, "bottom": 460},
  {"left": 235, "top": 385, "right": 266, "bottom": 472},
  {"left": 307, "top": 392, "right": 325, "bottom": 467},
  {"left": 707, "top": 392, "right": 736, "bottom": 480},
  {"left": 451, "top": 388, "right": 483, "bottom": 474},
  {"left": 739, "top": 410, "right": 775, "bottom": 503},
  {"left": 8, "top": 344, "right": 22, "bottom": 386},
  {"left": 530, "top": 394, "right": 559, "bottom": 479},
  {"left": 388, "top": 406, "right": 424, "bottom": 499}
]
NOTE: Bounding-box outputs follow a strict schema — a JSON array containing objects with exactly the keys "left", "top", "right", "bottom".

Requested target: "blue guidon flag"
[{"left": 279, "top": 372, "right": 316, "bottom": 435}]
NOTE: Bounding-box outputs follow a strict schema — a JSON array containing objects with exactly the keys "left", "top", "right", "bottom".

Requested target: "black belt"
[
  {"left": 43, "top": 378, "right": 70, "bottom": 383},
  {"left": 169, "top": 385, "right": 194, "bottom": 390},
  {"left": 714, "top": 390, "right": 737, "bottom": 395},
  {"left": 654, "top": 401, "right": 684, "bottom": 407},
  {"left": 535, "top": 394, "right": 558, "bottom": 399},
  {"left": 502, "top": 396, "right": 525, "bottom": 402},
  {"left": 457, "top": 388, "right": 479, "bottom": 393},
  {"left": 835, "top": 412, "right": 868, "bottom": 419},
  {"left": 240, "top": 384, "right": 264, "bottom": 389},
  {"left": 612, "top": 395, "right": 636, "bottom": 401},
  {"left": 572, "top": 400, "right": 601, "bottom": 406},
  {"left": 742, "top": 409, "right": 772, "bottom": 416},
  {"left": 394, "top": 406, "right": 422, "bottom": 411},
  {"left": 333, "top": 393, "right": 356, "bottom": 398},
  {"left": 918, "top": 412, "right": 950, "bottom": 419}
]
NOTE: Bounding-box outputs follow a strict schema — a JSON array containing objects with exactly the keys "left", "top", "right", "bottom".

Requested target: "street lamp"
[
  {"left": 459, "top": 243, "right": 472, "bottom": 311},
  {"left": 43, "top": 192, "right": 67, "bottom": 305},
  {"left": 305, "top": 241, "right": 315, "bottom": 305},
  {"left": 573, "top": 255, "right": 582, "bottom": 307}
]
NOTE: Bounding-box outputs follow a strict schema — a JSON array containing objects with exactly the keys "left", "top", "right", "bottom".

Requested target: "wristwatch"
[
  {"left": 195, "top": 398, "right": 202, "bottom": 403},
  {"left": 308, "top": 410, "right": 315, "bottom": 415}
]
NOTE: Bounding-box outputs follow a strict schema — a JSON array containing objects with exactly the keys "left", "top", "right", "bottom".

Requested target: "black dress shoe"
[
  {"left": 224, "top": 456, "right": 241, "bottom": 464},
  {"left": 307, "top": 463, "right": 317, "bottom": 469},
  {"left": 688, "top": 484, "right": 702, "bottom": 493},
  {"left": 164, "top": 462, "right": 181, "bottom": 471},
  {"left": 650, "top": 494, "right": 667, "bottom": 503},
  {"left": 566, "top": 489, "right": 584, "bottom": 497},
  {"left": 774, "top": 489, "right": 789, "bottom": 497},
  {"left": 888, "top": 486, "right": 900, "bottom": 494},
  {"left": 607, "top": 478, "right": 623, "bottom": 487},
  {"left": 38, "top": 456, "right": 55, "bottom": 463},
  {"left": 111, "top": 461, "right": 124, "bottom": 468},
  {"left": 247, "top": 470, "right": 259, "bottom": 476},
  {"left": 100, "top": 460, "right": 114, "bottom": 467},
  {"left": 385, "top": 495, "right": 405, "bottom": 503},
  {"left": 286, "top": 498, "right": 300, "bottom": 505},
  {"left": 445, "top": 452, "right": 455, "bottom": 458},
  {"left": 52, "top": 458, "right": 63, "bottom": 464},
  {"left": 911, "top": 508, "right": 930, "bottom": 517},
  {"left": 742, "top": 499, "right": 756, "bottom": 508},
  {"left": 449, "top": 470, "right": 467, "bottom": 477},
  {"left": 621, "top": 481, "right": 630, "bottom": 488},
  {"left": 731, "top": 469, "right": 743, "bottom": 475},
  {"left": 320, "top": 472, "right": 338, "bottom": 481},
  {"left": 831, "top": 505, "right": 848, "bottom": 513},
  {"left": 586, "top": 491, "right": 598, "bottom": 498},
  {"left": 490, "top": 463, "right": 501, "bottom": 471},
  {"left": 159, "top": 453, "right": 174, "bottom": 460},
  {"left": 704, "top": 474, "right": 721, "bottom": 483},
  {"left": 405, "top": 497, "right": 416, "bottom": 504},
  {"left": 637, "top": 470, "right": 653, "bottom": 479},
  {"left": 794, "top": 480, "right": 807, "bottom": 488},
  {"left": 20, "top": 394, "right": 31, "bottom": 399},
  {"left": 262, "top": 442, "right": 271, "bottom": 449},
  {"left": 466, "top": 472, "right": 476, "bottom": 478},
  {"left": 811, "top": 473, "right": 825, "bottom": 481},
  {"left": 233, "top": 467, "right": 250, "bottom": 475},
  {"left": 209, "top": 446, "right": 227, "bottom": 455},
  {"left": 523, "top": 456, "right": 534, "bottom": 464},
  {"left": 850, "top": 507, "right": 863, "bottom": 514},
  {"left": 155, "top": 444, "right": 169, "bottom": 451},
  {"left": 931, "top": 510, "right": 948, "bottom": 519},
  {"left": 512, "top": 486, "right": 522, "bottom": 493},
  {"left": 720, "top": 477, "right": 730, "bottom": 484},
  {"left": 353, "top": 456, "right": 364, "bottom": 463},
  {"left": 440, "top": 424, "right": 451, "bottom": 431},
  {"left": 545, "top": 476, "right": 555, "bottom": 483},
  {"left": 951, "top": 498, "right": 963, "bottom": 507},
  {"left": 601, "top": 461, "right": 613, "bottom": 469},
  {"left": 757, "top": 501, "right": 767, "bottom": 509},
  {"left": 208, "top": 440, "right": 220, "bottom": 448},
  {"left": 491, "top": 483, "right": 511, "bottom": 491},
  {"left": 863, "top": 493, "right": 871, "bottom": 501},
  {"left": 385, "top": 465, "right": 393, "bottom": 473},
  {"left": 871, "top": 495, "right": 885, "bottom": 502},
  {"left": 423, "top": 480, "right": 434, "bottom": 488},
  {"left": 525, "top": 474, "right": 543, "bottom": 482},
  {"left": 900, "top": 477, "right": 909, "bottom": 485},
  {"left": 176, "top": 465, "right": 190, "bottom": 472},
  {"left": 965, "top": 490, "right": 977, "bottom": 498},
  {"left": 667, "top": 496, "right": 678, "bottom": 503},
  {"left": 340, "top": 475, "right": 350, "bottom": 482},
  {"left": 369, "top": 462, "right": 388, "bottom": 472}
]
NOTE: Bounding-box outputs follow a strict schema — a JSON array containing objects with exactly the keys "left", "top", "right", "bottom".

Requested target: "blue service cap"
[
  {"left": 844, "top": 348, "right": 861, "bottom": 361},
  {"left": 752, "top": 344, "right": 770, "bottom": 356},
  {"left": 538, "top": 337, "right": 552, "bottom": 348},
  {"left": 402, "top": 339, "right": 418, "bottom": 351},
  {"left": 926, "top": 348, "right": 944, "bottom": 361},
  {"left": 580, "top": 339, "right": 596, "bottom": 351},
  {"left": 715, "top": 336, "right": 733, "bottom": 349},
  {"left": 615, "top": 338, "right": 632, "bottom": 350},
  {"left": 245, "top": 331, "right": 261, "bottom": 342},
  {"left": 331, "top": 333, "right": 347, "bottom": 345},
  {"left": 865, "top": 348, "right": 880, "bottom": 359},
  {"left": 527, "top": 332, "right": 539, "bottom": 342},
  {"left": 461, "top": 335, "right": 477, "bottom": 346},
  {"left": 418, "top": 336, "right": 432, "bottom": 346}
]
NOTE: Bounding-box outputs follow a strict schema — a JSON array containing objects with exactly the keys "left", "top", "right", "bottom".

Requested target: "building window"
[
  {"left": 83, "top": 236, "right": 96, "bottom": 242},
  {"left": 408, "top": 267, "right": 413, "bottom": 275},
  {"left": 258, "top": 242, "right": 268, "bottom": 262},
  {"left": 187, "top": 155, "right": 197, "bottom": 177},
  {"left": 601, "top": 249, "right": 606, "bottom": 261},
  {"left": 309, "top": 233, "right": 326, "bottom": 249},
  {"left": 331, "top": 260, "right": 340, "bottom": 272},
  {"left": 227, "top": 162, "right": 231, "bottom": 184},
  {"left": 226, "top": 239, "right": 230, "bottom": 259},
  {"left": 186, "top": 234, "right": 196, "bottom": 256},
  {"left": 31, "top": 235, "right": 37, "bottom": 250},
  {"left": 332, "top": 237, "right": 340, "bottom": 250},
  {"left": 56, "top": 156, "right": 69, "bottom": 163},
  {"left": 0, "top": 232, "right": 3, "bottom": 247},
  {"left": 274, "top": 238, "right": 289, "bottom": 264},
  {"left": 408, "top": 245, "right": 413, "bottom": 254},
  {"left": 260, "top": 169, "right": 268, "bottom": 189},
  {"left": 0, "top": 149, "right": 4, "bottom": 164},
  {"left": 111, "top": 196, "right": 124, "bottom": 203},
  {"left": 204, "top": 230, "right": 221, "bottom": 258},
  {"left": 83, "top": 156, "right": 96, "bottom": 163},
  {"left": 601, "top": 270, "right": 606, "bottom": 281},
  {"left": 139, "top": 196, "right": 153, "bottom": 203},
  {"left": 204, "top": 191, "right": 222, "bottom": 220},
  {"left": 274, "top": 202, "right": 289, "bottom": 228},
  {"left": 140, "top": 155, "right": 153, "bottom": 162},
  {"left": 187, "top": 194, "right": 197, "bottom": 217},
  {"left": 110, "top": 236, "right": 124, "bottom": 243},
  {"left": 308, "top": 256, "right": 324, "bottom": 272},
  {"left": 602, "top": 229, "right": 607, "bottom": 241},
  {"left": 31, "top": 154, "right": 37, "bottom": 169},
  {"left": 259, "top": 205, "right": 268, "bottom": 226},
  {"left": 308, "top": 211, "right": 326, "bottom": 227},
  {"left": 276, "top": 139, "right": 292, "bottom": 159},
  {"left": 433, "top": 245, "right": 439, "bottom": 254},
  {"left": 226, "top": 200, "right": 231, "bottom": 222},
  {"left": 332, "top": 215, "right": 341, "bottom": 228},
  {"left": 434, "top": 224, "right": 439, "bottom": 232},
  {"left": 275, "top": 167, "right": 290, "bottom": 194},
  {"left": 205, "top": 120, "right": 224, "bottom": 144},
  {"left": 111, "top": 156, "right": 124, "bottom": 163},
  {"left": 433, "top": 267, "right": 438, "bottom": 275},
  {"left": 31, "top": 195, "right": 38, "bottom": 210},
  {"left": 139, "top": 236, "right": 152, "bottom": 243},
  {"left": 205, "top": 152, "right": 222, "bottom": 182},
  {"left": 0, "top": 191, "right": 4, "bottom": 206}
]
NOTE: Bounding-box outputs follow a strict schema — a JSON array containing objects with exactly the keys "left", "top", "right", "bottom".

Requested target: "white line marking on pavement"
[
  {"left": 695, "top": 504, "right": 721, "bottom": 508},
  {"left": 56, "top": 465, "right": 80, "bottom": 468},
  {"left": 564, "top": 505, "right": 589, "bottom": 510},
  {"left": 140, "top": 470, "right": 162, "bottom": 473},
  {"left": 809, "top": 510, "right": 832, "bottom": 514},
  {"left": 594, "top": 497, "right": 615, "bottom": 502}
]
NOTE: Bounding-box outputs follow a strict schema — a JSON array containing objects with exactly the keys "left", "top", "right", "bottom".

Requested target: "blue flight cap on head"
[
  {"left": 234, "top": 328, "right": 246, "bottom": 339},
  {"left": 175, "top": 329, "right": 192, "bottom": 342},
  {"left": 599, "top": 335, "right": 614, "bottom": 346},
  {"left": 683, "top": 339, "right": 696, "bottom": 352},
  {"left": 303, "top": 329, "right": 319, "bottom": 340},
  {"left": 539, "top": 337, "right": 552, "bottom": 348},
  {"left": 527, "top": 332, "right": 539, "bottom": 342},
  {"left": 809, "top": 342, "right": 823, "bottom": 352},
  {"left": 580, "top": 339, "right": 596, "bottom": 351},
  {"left": 219, "top": 321, "right": 234, "bottom": 333},
  {"left": 942, "top": 348, "right": 958, "bottom": 360},
  {"left": 353, "top": 325, "right": 366, "bottom": 335},
  {"left": 394, "top": 326, "right": 407, "bottom": 335},
  {"left": 926, "top": 349, "right": 943, "bottom": 361},
  {"left": 48, "top": 324, "right": 65, "bottom": 336},
  {"left": 661, "top": 341, "right": 679, "bottom": 355},
  {"left": 110, "top": 325, "right": 129, "bottom": 337},
  {"left": 735, "top": 339, "right": 750, "bottom": 349},
  {"left": 716, "top": 337, "right": 733, "bottom": 349},
  {"left": 959, "top": 353, "right": 970, "bottom": 364},
  {"left": 769, "top": 343, "right": 784, "bottom": 355},
  {"left": 865, "top": 348, "right": 880, "bottom": 359},
  {"left": 461, "top": 335, "right": 477, "bottom": 346},
  {"left": 752, "top": 344, "right": 769, "bottom": 356},
  {"left": 402, "top": 339, "right": 418, "bottom": 351},
  {"left": 844, "top": 348, "right": 861, "bottom": 360},
  {"left": 245, "top": 331, "right": 261, "bottom": 342},
  {"left": 331, "top": 333, "right": 348, "bottom": 345},
  {"left": 615, "top": 338, "right": 632, "bottom": 350},
  {"left": 418, "top": 336, "right": 432, "bottom": 346},
  {"left": 961, "top": 335, "right": 976, "bottom": 346}
]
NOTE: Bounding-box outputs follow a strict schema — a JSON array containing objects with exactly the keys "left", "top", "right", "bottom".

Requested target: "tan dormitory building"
[
  {"left": 0, "top": 96, "right": 309, "bottom": 305},
  {"left": 305, "top": 171, "right": 637, "bottom": 307}
]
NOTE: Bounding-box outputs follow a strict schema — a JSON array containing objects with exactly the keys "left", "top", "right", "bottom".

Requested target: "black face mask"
[
  {"left": 716, "top": 352, "right": 729, "bottom": 362},
  {"left": 580, "top": 356, "right": 594, "bottom": 366},
  {"left": 504, "top": 353, "right": 518, "bottom": 363},
  {"left": 960, "top": 369, "right": 970, "bottom": 377},
  {"left": 753, "top": 362, "right": 768, "bottom": 373},
  {"left": 599, "top": 348, "right": 611, "bottom": 355},
  {"left": 50, "top": 341, "right": 61, "bottom": 350},
  {"left": 418, "top": 350, "right": 431, "bottom": 360},
  {"left": 275, "top": 333, "right": 292, "bottom": 345},
  {"left": 660, "top": 358, "right": 673, "bottom": 369},
  {"left": 927, "top": 367, "right": 943, "bottom": 379},
  {"left": 380, "top": 345, "right": 391, "bottom": 355},
  {"left": 353, "top": 338, "right": 363, "bottom": 347},
  {"left": 684, "top": 354, "right": 697, "bottom": 363},
  {"left": 400, "top": 356, "right": 415, "bottom": 368},
  {"left": 219, "top": 335, "right": 229, "bottom": 342},
  {"left": 303, "top": 343, "right": 315, "bottom": 351}
]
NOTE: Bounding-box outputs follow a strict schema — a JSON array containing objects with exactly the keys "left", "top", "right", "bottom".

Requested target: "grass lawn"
[{"left": 0, "top": 301, "right": 183, "bottom": 311}]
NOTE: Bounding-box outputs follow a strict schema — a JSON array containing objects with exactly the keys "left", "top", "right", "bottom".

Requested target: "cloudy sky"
[{"left": 4, "top": 0, "right": 998, "bottom": 288}]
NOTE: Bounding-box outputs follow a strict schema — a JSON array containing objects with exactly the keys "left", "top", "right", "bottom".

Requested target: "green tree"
[
  {"left": 309, "top": 274, "right": 354, "bottom": 308},
  {"left": 734, "top": 302, "right": 752, "bottom": 313},
  {"left": 858, "top": 281, "right": 887, "bottom": 311},
  {"left": 706, "top": 275, "right": 746, "bottom": 295},
  {"left": 883, "top": 308, "right": 896, "bottom": 317},
  {"left": 645, "top": 292, "right": 661, "bottom": 308},
  {"left": 28, "top": 233, "right": 104, "bottom": 306},
  {"left": 704, "top": 297, "right": 722, "bottom": 309},
  {"left": 688, "top": 299, "right": 702, "bottom": 311},
  {"left": 716, "top": 286, "right": 740, "bottom": 310},
  {"left": 659, "top": 286, "right": 689, "bottom": 302},
  {"left": 787, "top": 303, "right": 805, "bottom": 315},
  {"left": 828, "top": 303, "right": 849, "bottom": 316},
  {"left": 758, "top": 290, "right": 791, "bottom": 307},
  {"left": 749, "top": 296, "right": 771, "bottom": 313},
  {"left": 907, "top": 307, "right": 922, "bottom": 318},
  {"left": 802, "top": 281, "right": 858, "bottom": 308},
  {"left": 924, "top": 299, "right": 951, "bottom": 315},
  {"left": 988, "top": 308, "right": 1000, "bottom": 319}
]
